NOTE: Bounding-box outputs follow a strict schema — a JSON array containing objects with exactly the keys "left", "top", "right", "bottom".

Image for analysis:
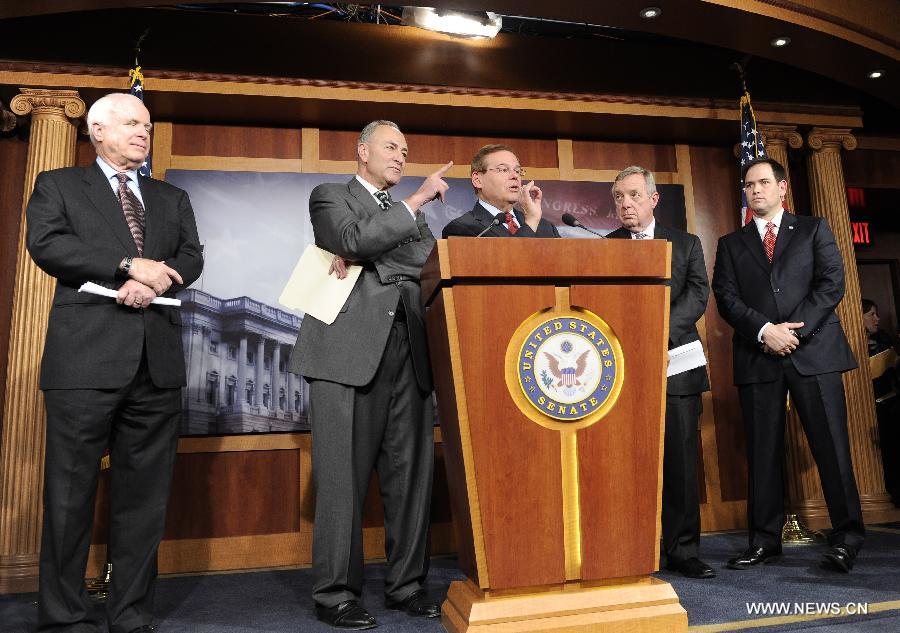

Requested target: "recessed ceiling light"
[
  {"left": 867, "top": 70, "right": 885, "bottom": 79},
  {"left": 639, "top": 7, "right": 662, "bottom": 19},
  {"left": 770, "top": 36, "right": 791, "bottom": 47}
]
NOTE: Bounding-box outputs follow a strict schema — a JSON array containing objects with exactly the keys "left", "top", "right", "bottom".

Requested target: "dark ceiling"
[{"left": 0, "top": 2, "right": 896, "bottom": 135}]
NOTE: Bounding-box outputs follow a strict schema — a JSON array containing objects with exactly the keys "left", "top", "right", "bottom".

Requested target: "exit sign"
[{"left": 852, "top": 221, "right": 871, "bottom": 245}]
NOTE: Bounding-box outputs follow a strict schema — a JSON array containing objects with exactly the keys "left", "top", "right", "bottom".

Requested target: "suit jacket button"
[
  {"left": 774, "top": 288, "right": 780, "bottom": 293},
  {"left": 388, "top": 310, "right": 395, "bottom": 317}
]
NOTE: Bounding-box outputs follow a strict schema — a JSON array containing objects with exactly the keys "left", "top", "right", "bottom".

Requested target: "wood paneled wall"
[{"left": 2, "top": 120, "right": 749, "bottom": 578}]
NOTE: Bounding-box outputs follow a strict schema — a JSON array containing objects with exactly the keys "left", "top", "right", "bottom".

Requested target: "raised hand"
[
  {"left": 405, "top": 161, "right": 453, "bottom": 211},
  {"left": 519, "top": 180, "right": 543, "bottom": 231}
]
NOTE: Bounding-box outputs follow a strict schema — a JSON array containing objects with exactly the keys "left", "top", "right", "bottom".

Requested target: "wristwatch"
[{"left": 119, "top": 256, "right": 133, "bottom": 276}]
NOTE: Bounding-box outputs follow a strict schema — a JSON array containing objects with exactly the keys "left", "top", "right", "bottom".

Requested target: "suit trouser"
[
  {"left": 38, "top": 356, "right": 181, "bottom": 633},
  {"left": 309, "top": 319, "right": 434, "bottom": 607},
  {"left": 738, "top": 359, "right": 865, "bottom": 551},
  {"left": 662, "top": 394, "right": 702, "bottom": 562}
]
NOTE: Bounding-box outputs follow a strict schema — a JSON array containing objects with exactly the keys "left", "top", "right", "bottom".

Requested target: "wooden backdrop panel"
[
  {"left": 172, "top": 124, "right": 302, "bottom": 159},
  {"left": 688, "top": 145, "right": 747, "bottom": 503},
  {"left": 319, "top": 129, "right": 559, "bottom": 168},
  {"left": 574, "top": 284, "right": 667, "bottom": 580},
  {"left": 572, "top": 140, "right": 677, "bottom": 172},
  {"left": 453, "top": 283, "right": 566, "bottom": 590}
]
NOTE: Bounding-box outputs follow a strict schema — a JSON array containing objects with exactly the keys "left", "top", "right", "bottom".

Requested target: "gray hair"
[
  {"left": 86, "top": 93, "right": 146, "bottom": 144},
  {"left": 612, "top": 165, "right": 657, "bottom": 196},
  {"left": 358, "top": 120, "right": 401, "bottom": 145}
]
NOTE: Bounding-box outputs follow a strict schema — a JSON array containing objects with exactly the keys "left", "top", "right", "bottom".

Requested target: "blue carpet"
[{"left": 2, "top": 528, "right": 899, "bottom": 632}]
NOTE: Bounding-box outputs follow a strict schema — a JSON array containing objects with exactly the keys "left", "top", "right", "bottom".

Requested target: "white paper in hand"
[
  {"left": 667, "top": 340, "right": 707, "bottom": 377},
  {"left": 78, "top": 281, "right": 181, "bottom": 306},
  {"left": 278, "top": 245, "right": 362, "bottom": 325}
]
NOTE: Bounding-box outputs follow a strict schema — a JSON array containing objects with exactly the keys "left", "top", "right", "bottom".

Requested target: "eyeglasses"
[{"left": 483, "top": 165, "right": 526, "bottom": 177}]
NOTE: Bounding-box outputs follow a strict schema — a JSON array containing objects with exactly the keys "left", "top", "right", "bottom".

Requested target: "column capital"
[
  {"left": 758, "top": 124, "right": 803, "bottom": 149},
  {"left": 807, "top": 127, "right": 857, "bottom": 152},
  {"left": 10, "top": 88, "right": 85, "bottom": 121}
]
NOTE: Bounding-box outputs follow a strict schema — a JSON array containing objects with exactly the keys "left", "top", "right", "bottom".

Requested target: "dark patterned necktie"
[
  {"left": 634, "top": 232, "right": 649, "bottom": 240},
  {"left": 763, "top": 221, "right": 777, "bottom": 262},
  {"left": 116, "top": 173, "right": 145, "bottom": 256},
  {"left": 504, "top": 210, "right": 518, "bottom": 235},
  {"left": 374, "top": 190, "right": 393, "bottom": 211}
]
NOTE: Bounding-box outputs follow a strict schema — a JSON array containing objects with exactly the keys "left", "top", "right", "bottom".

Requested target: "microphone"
[
  {"left": 476, "top": 215, "right": 503, "bottom": 237},
  {"left": 561, "top": 213, "right": 605, "bottom": 238}
]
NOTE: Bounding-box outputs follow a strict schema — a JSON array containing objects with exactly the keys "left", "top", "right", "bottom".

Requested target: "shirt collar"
[
  {"left": 752, "top": 208, "right": 784, "bottom": 232},
  {"left": 355, "top": 174, "right": 388, "bottom": 198},
  {"left": 96, "top": 156, "right": 139, "bottom": 186},
  {"left": 630, "top": 218, "right": 656, "bottom": 238}
]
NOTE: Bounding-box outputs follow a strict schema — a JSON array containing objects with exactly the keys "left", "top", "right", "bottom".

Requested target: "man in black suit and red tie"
[
  {"left": 606, "top": 165, "right": 714, "bottom": 579},
  {"left": 26, "top": 92, "right": 203, "bottom": 632},
  {"left": 712, "top": 157, "right": 864, "bottom": 573},
  {"left": 441, "top": 144, "right": 559, "bottom": 238}
]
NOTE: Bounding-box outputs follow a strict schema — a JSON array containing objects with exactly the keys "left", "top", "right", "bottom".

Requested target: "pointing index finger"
[{"left": 435, "top": 161, "right": 453, "bottom": 176}]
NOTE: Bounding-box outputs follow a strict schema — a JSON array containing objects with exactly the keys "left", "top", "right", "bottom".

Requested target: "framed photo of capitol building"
[{"left": 168, "top": 169, "right": 686, "bottom": 437}]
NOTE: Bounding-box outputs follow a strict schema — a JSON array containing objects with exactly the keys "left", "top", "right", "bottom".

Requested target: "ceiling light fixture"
[
  {"left": 770, "top": 36, "right": 791, "bottom": 47},
  {"left": 639, "top": 7, "right": 662, "bottom": 19},
  {"left": 867, "top": 69, "right": 885, "bottom": 79},
  {"left": 402, "top": 7, "right": 502, "bottom": 39}
]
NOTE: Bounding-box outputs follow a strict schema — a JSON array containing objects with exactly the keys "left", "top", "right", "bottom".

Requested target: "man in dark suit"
[
  {"left": 607, "top": 166, "right": 714, "bottom": 579},
  {"left": 442, "top": 144, "right": 560, "bottom": 238},
  {"left": 26, "top": 92, "right": 203, "bottom": 632},
  {"left": 289, "top": 120, "right": 449, "bottom": 629},
  {"left": 712, "top": 157, "right": 864, "bottom": 573}
]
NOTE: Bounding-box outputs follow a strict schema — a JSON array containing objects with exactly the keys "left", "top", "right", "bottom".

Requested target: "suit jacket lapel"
[
  {"left": 739, "top": 221, "right": 771, "bottom": 273},
  {"left": 473, "top": 201, "right": 509, "bottom": 236},
  {"left": 83, "top": 163, "right": 140, "bottom": 256},
  {"left": 348, "top": 177, "right": 385, "bottom": 216},
  {"left": 772, "top": 211, "right": 797, "bottom": 265},
  {"left": 138, "top": 175, "right": 162, "bottom": 258}
]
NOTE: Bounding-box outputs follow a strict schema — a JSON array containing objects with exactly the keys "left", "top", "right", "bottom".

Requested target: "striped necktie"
[
  {"left": 504, "top": 211, "right": 518, "bottom": 235},
  {"left": 116, "top": 173, "right": 145, "bottom": 256},
  {"left": 634, "top": 232, "right": 649, "bottom": 240}
]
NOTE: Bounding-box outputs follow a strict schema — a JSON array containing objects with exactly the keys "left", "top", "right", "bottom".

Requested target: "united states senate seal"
[{"left": 512, "top": 313, "right": 623, "bottom": 423}]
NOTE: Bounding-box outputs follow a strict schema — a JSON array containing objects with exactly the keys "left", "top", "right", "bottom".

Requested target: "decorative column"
[
  {"left": 758, "top": 126, "right": 822, "bottom": 538},
  {"left": 286, "top": 365, "right": 295, "bottom": 415},
  {"left": 802, "top": 127, "right": 896, "bottom": 525},
  {"left": 255, "top": 336, "right": 265, "bottom": 407},
  {"left": 237, "top": 335, "right": 247, "bottom": 407},
  {"left": 272, "top": 343, "right": 282, "bottom": 411},
  {"left": 0, "top": 89, "right": 85, "bottom": 593}
]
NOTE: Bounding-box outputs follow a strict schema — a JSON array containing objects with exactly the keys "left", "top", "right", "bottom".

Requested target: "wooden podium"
[{"left": 422, "top": 238, "right": 687, "bottom": 633}]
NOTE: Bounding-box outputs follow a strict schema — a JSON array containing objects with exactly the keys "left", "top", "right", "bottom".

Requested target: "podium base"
[{"left": 442, "top": 576, "right": 687, "bottom": 633}]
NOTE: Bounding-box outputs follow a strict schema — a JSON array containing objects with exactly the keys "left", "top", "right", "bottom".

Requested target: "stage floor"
[{"left": 3, "top": 525, "right": 899, "bottom": 632}]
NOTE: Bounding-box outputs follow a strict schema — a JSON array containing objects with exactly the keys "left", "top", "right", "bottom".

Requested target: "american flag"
[
  {"left": 129, "top": 64, "right": 152, "bottom": 177},
  {"left": 738, "top": 92, "right": 766, "bottom": 226}
]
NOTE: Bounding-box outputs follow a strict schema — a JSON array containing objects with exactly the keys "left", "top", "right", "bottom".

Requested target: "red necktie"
[
  {"left": 763, "top": 221, "right": 776, "bottom": 263},
  {"left": 504, "top": 211, "right": 518, "bottom": 235}
]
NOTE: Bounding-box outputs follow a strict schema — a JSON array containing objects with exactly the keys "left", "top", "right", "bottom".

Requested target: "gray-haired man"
[
  {"left": 607, "top": 166, "right": 714, "bottom": 579},
  {"left": 289, "top": 120, "right": 450, "bottom": 629}
]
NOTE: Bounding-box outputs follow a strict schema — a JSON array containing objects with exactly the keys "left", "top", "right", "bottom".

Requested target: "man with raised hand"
[{"left": 290, "top": 120, "right": 449, "bottom": 629}]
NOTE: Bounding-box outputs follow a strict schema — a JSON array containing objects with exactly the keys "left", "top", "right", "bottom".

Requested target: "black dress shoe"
[
  {"left": 726, "top": 545, "right": 782, "bottom": 570},
  {"left": 315, "top": 600, "right": 377, "bottom": 630},
  {"left": 666, "top": 557, "right": 716, "bottom": 578},
  {"left": 822, "top": 544, "right": 856, "bottom": 573},
  {"left": 385, "top": 589, "right": 440, "bottom": 618}
]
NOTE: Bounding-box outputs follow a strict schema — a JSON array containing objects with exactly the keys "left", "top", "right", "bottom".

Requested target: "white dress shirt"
[
  {"left": 477, "top": 199, "right": 521, "bottom": 229},
  {"left": 752, "top": 208, "right": 785, "bottom": 342},
  {"left": 355, "top": 175, "right": 414, "bottom": 219},
  {"left": 96, "top": 157, "right": 144, "bottom": 207},
  {"left": 629, "top": 219, "right": 656, "bottom": 239}
]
